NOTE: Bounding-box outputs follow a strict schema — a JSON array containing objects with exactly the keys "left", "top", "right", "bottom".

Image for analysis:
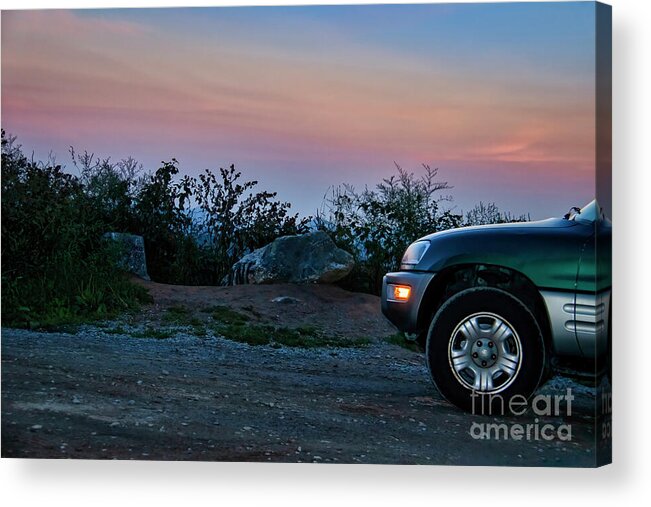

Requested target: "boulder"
[
  {"left": 103, "top": 232, "right": 150, "bottom": 280},
  {"left": 227, "top": 231, "right": 354, "bottom": 285}
]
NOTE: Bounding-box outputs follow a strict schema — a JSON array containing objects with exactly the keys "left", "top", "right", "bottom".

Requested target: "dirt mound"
[{"left": 132, "top": 279, "right": 397, "bottom": 340}]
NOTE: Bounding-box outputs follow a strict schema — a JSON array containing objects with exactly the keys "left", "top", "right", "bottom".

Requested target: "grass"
[
  {"left": 162, "top": 305, "right": 205, "bottom": 327},
  {"left": 130, "top": 327, "right": 175, "bottom": 339},
  {"left": 105, "top": 326, "right": 128, "bottom": 335},
  {"left": 163, "top": 305, "right": 190, "bottom": 319},
  {"left": 206, "top": 304, "right": 371, "bottom": 348},
  {"left": 3, "top": 273, "right": 152, "bottom": 331},
  {"left": 384, "top": 332, "right": 422, "bottom": 353},
  {"left": 209, "top": 305, "right": 251, "bottom": 325},
  {"left": 214, "top": 321, "right": 371, "bottom": 349},
  {"left": 191, "top": 324, "right": 208, "bottom": 337},
  {"left": 200, "top": 304, "right": 223, "bottom": 313}
]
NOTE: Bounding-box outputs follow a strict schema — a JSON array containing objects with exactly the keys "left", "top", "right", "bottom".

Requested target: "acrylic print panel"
[{"left": 0, "top": 2, "right": 611, "bottom": 467}]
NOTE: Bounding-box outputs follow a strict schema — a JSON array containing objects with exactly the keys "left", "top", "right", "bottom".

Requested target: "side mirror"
[{"left": 563, "top": 206, "right": 582, "bottom": 220}]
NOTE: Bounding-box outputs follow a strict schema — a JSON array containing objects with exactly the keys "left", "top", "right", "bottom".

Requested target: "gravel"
[{"left": 1, "top": 325, "right": 608, "bottom": 466}]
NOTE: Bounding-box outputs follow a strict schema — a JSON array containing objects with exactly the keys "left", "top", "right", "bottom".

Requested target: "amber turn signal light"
[{"left": 388, "top": 284, "right": 411, "bottom": 302}]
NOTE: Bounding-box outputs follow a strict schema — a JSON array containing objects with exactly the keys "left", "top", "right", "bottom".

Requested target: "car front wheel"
[{"left": 426, "top": 287, "right": 546, "bottom": 414}]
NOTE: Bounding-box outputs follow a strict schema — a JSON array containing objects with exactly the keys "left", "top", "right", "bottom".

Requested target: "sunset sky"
[{"left": 1, "top": 3, "right": 599, "bottom": 218}]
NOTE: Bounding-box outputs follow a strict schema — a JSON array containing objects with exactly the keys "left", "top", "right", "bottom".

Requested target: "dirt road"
[{"left": 2, "top": 324, "right": 603, "bottom": 466}]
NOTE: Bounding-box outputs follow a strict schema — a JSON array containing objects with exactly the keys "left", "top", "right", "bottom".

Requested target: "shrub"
[
  {"left": 71, "top": 146, "right": 147, "bottom": 232},
  {"left": 1, "top": 130, "right": 311, "bottom": 326},
  {"left": 190, "top": 165, "right": 310, "bottom": 284},
  {"left": 316, "top": 164, "right": 462, "bottom": 294},
  {"left": 129, "top": 162, "right": 310, "bottom": 285},
  {"left": 2, "top": 128, "right": 532, "bottom": 323},
  {"left": 131, "top": 159, "right": 196, "bottom": 283},
  {"left": 464, "top": 201, "right": 530, "bottom": 226},
  {"left": 1, "top": 130, "right": 150, "bottom": 328},
  {"left": 317, "top": 166, "right": 532, "bottom": 295}
]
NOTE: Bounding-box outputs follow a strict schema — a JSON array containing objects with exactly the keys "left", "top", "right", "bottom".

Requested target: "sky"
[{"left": 1, "top": 3, "right": 601, "bottom": 219}]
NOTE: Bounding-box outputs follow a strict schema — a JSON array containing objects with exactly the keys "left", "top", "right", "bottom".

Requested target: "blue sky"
[{"left": 2, "top": 2, "right": 601, "bottom": 218}]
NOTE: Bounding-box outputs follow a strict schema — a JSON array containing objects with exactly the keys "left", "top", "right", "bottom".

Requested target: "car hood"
[
  {"left": 418, "top": 218, "right": 576, "bottom": 242},
  {"left": 414, "top": 218, "right": 594, "bottom": 291}
]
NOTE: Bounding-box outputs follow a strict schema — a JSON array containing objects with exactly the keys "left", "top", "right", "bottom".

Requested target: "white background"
[{"left": 0, "top": 0, "right": 649, "bottom": 505}]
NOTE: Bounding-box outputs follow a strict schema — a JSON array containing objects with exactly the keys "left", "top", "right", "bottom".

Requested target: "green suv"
[{"left": 381, "top": 200, "right": 611, "bottom": 412}]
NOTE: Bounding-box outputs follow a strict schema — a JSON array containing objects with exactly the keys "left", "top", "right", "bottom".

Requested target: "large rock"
[
  {"left": 103, "top": 232, "right": 150, "bottom": 280},
  {"left": 227, "top": 231, "right": 354, "bottom": 285}
]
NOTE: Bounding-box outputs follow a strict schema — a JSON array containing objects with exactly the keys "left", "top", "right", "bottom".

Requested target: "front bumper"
[{"left": 381, "top": 271, "right": 436, "bottom": 334}]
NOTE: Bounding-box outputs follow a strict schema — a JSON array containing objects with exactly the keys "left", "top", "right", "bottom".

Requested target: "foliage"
[
  {"left": 209, "top": 305, "right": 251, "bottom": 325},
  {"left": 1, "top": 130, "right": 150, "bottom": 329},
  {"left": 130, "top": 161, "right": 309, "bottom": 285},
  {"left": 316, "top": 164, "right": 462, "bottom": 294},
  {"left": 384, "top": 332, "right": 422, "bottom": 353},
  {"left": 131, "top": 159, "right": 197, "bottom": 283},
  {"left": 316, "top": 166, "right": 531, "bottom": 294},
  {"left": 191, "top": 165, "right": 310, "bottom": 284},
  {"left": 464, "top": 201, "right": 530, "bottom": 226},
  {"left": 162, "top": 305, "right": 203, "bottom": 327},
  {"left": 207, "top": 303, "right": 371, "bottom": 347},
  {"left": 1, "top": 130, "right": 310, "bottom": 327},
  {"left": 213, "top": 321, "right": 372, "bottom": 348},
  {"left": 71, "top": 146, "right": 147, "bottom": 231},
  {"left": 2, "top": 128, "right": 532, "bottom": 326},
  {"left": 130, "top": 326, "right": 175, "bottom": 339}
]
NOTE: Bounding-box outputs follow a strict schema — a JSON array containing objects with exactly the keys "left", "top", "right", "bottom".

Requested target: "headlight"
[{"left": 400, "top": 240, "right": 430, "bottom": 269}]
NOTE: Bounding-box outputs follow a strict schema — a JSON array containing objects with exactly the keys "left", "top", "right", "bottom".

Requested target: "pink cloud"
[{"left": 1, "top": 8, "right": 597, "bottom": 219}]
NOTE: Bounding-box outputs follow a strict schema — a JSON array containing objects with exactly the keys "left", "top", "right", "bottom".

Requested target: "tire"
[{"left": 426, "top": 287, "right": 546, "bottom": 414}]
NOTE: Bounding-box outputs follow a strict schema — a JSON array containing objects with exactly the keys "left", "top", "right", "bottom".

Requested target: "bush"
[
  {"left": 316, "top": 164, "right": 462, "bottom": 294},
  {"left": 189, "top": 165, "right": 310, "bottom": 285},
  {"left": 316, "top": 166, "right": 532, "bottom": 295},
  {"left": 464, "top": 201, "right": 530, "bottom": 226},
  {"left": 1, "top": 130, "right": 311, "bottom": 328},
  {"left": 2, "top": 129, "right": 532, "bottom": 323},
  {"left": 130, "top": 162, "right": 310, "bottom": 285},
  {"left": 71, "top": 146, "right": 147, "bottom": 232},
  {"left": 54, "top": 145, "right": 311, "bottom": 286},
  {"left": 1, "top": 130, "right": 150, "bottom": 329},
  {"left": 131, "top": 159, "right": 197, "bottom": 283}
]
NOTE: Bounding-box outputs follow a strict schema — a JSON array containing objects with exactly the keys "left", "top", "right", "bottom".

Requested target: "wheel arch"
[{"left": 416, "top": 263, "right": 554, "bottom": 354}]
